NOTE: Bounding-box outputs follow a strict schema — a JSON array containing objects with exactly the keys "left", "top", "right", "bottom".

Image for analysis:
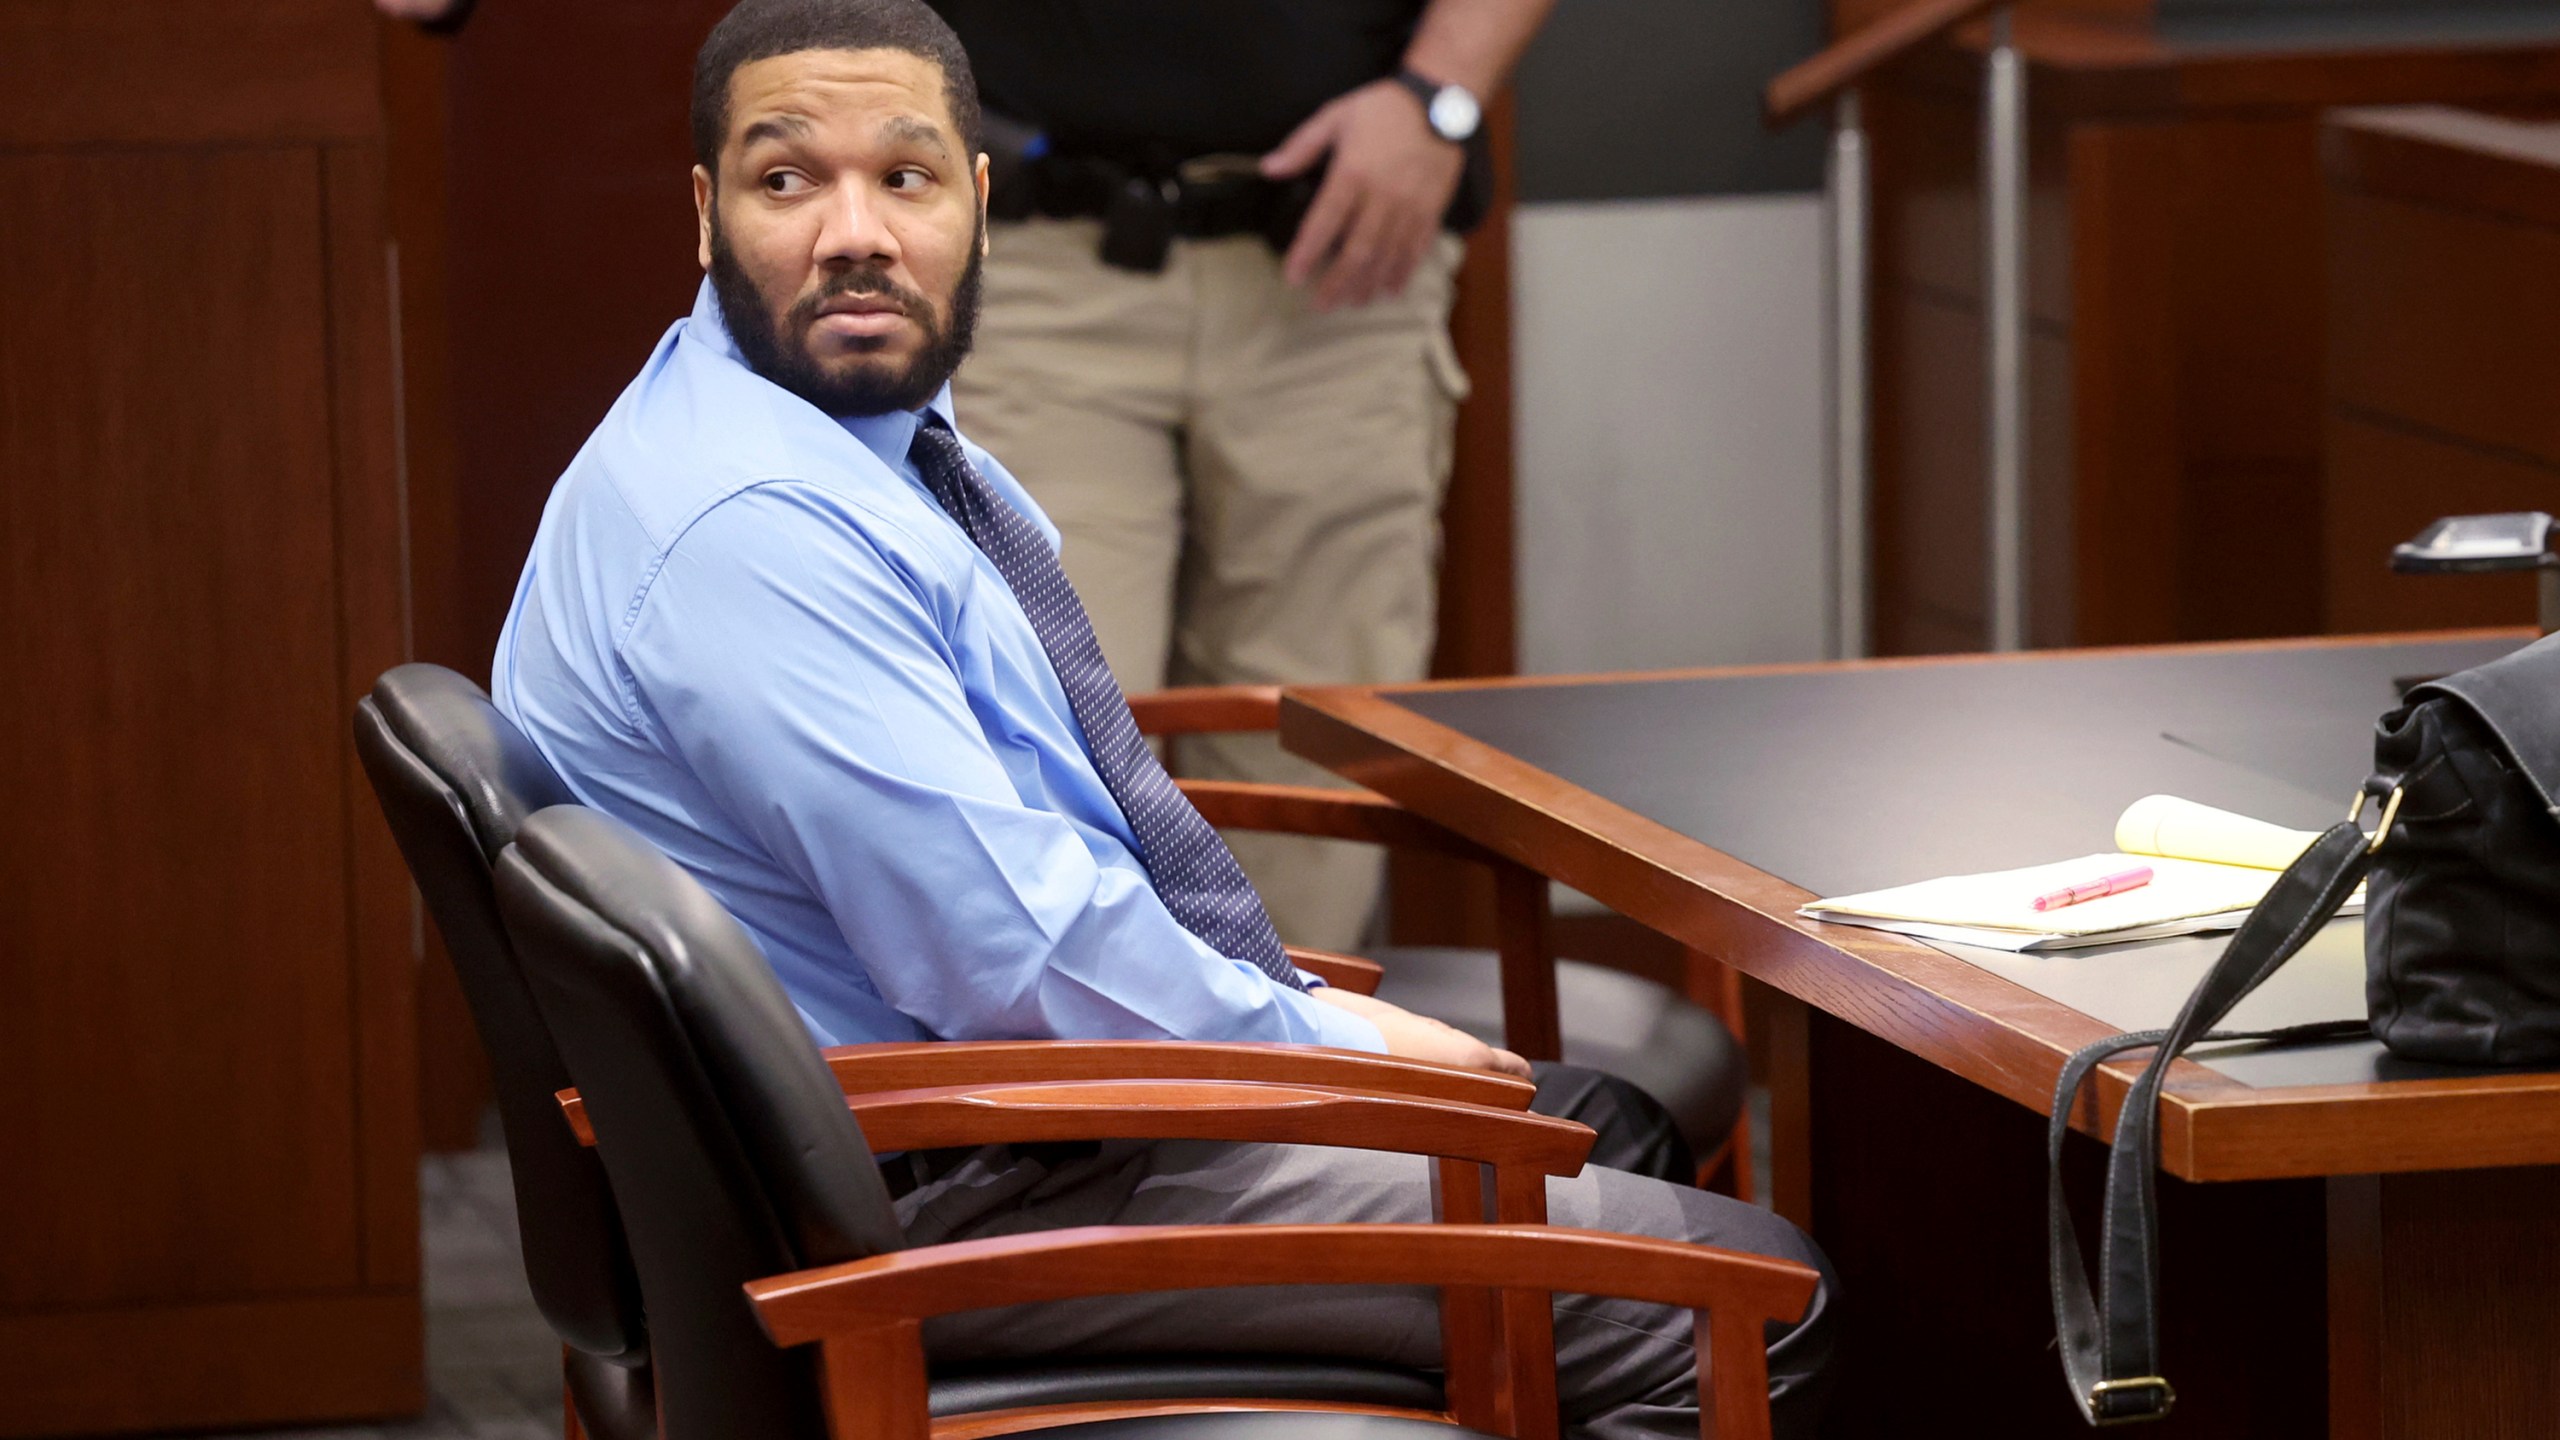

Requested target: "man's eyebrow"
[
  {"left": 737, "top": 113, "right": 813, "bottom": 151},
  {"left": 881, "top": 115, "right": 953, "bottom": 157}
]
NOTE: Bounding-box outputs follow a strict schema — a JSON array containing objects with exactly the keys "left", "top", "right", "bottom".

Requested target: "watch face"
[{"left": 1428, "top": 85, "right": 1481, "bottom": 142}]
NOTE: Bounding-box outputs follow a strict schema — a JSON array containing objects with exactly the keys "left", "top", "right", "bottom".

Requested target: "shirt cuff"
[
  {"left": 1302, "top": 998, "right": 1387, "bottom": 1055},
  {"left": 1294, "top": 968, "right": 1328, "bottom": 990}
]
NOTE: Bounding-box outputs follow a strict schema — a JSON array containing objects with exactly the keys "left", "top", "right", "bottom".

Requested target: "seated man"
[{"left": 494, "top": 1, "right": 1834, "bottom": 1434}]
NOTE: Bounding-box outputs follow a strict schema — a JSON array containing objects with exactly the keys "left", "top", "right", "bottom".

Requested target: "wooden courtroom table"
[{"left": 1285, "top": 631, "right": 2560, "bottom": 1439}]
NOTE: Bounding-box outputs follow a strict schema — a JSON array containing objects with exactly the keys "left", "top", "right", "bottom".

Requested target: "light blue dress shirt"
[{"left": 494, "top": 281, "right": 1384, "bottom": 1055}]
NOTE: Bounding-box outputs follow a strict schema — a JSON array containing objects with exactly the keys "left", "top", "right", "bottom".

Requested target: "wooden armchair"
[
  {"left": 353, "top": 664, "right": 1556, "bottom": 1440},
  {"left": 752, "top": 1225, "right": 1818, "bottom": 1440},
  {"left": 503, "top": 802, "right": 1816, "bottom": 1440},
  {"left": 1129, "top": 685, "right": 1756, "bottom": 1194},
  {"left": 559, "top": 1063, "right": 1592, "bottom": 1435}
]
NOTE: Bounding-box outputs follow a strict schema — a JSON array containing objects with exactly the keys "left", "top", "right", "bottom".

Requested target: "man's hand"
[
  {"left": 1261, "top": 79, "right": 1466, "bottom": 313},
  {"left": 1312, "top": 987, "right": 1533, "bottom": 1079}
]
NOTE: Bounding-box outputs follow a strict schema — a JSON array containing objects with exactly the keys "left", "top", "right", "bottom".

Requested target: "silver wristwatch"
[{"left": 1393, "top": 68, "right": 1482, "bottom": 144}]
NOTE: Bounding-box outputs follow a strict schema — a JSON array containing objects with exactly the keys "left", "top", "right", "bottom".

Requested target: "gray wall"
[
  {"left": 1514, "top": 0, "right": 1826, "bottom": 202},
  {"left": 1504, "top": 0, "right": 1834, "bottom": 674}
]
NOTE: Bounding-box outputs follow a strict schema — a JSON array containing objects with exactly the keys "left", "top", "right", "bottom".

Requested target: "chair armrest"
[
  {"left": 1124, "top": 684, "right": 1282, "bottom": 736},
  {"left": 842, "top": 1079, "right": 1591, "bottom": 1178},
  {"left": 816, "top": 1040, "right": 1532, "bottom": 1108},
  {"left": 747, "top": 1224, "right": 1819, "bottom": 1440},
  {"left": 557, "top": 1040, "right": 1533, "bottom": 1145},
  {"left": 1177, "top": 779, "right": 1498, "bottom": 861},
  {"left": 1286, "top": 946, "right": 1382, "bottom": 994},
  {"left": 755, "top": 1221, "right": 1815, "bottom": 1335},
  {"left": 561, "top": 1076, "right": 1584, "bottom": 1180}
]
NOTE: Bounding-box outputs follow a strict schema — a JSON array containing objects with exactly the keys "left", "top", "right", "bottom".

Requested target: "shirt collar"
[
  {"left": 684, "top": 278, "right": 958, "bottom": 475},
  {"left": 835, "top": 386, "right": 957, "bottom": 477}
]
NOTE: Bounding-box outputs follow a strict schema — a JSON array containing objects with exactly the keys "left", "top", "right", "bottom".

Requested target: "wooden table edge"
[
  {"left": 1350, "top": 628, "right": 2527, "bottom": 697},
  {"left": 1282, "top": 630, "right": 2559, "bottom": 1184}
]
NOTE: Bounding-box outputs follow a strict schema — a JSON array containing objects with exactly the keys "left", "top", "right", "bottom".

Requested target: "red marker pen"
[{"left": 2031, "top": 865, "right": 2154, "bottom": 912}]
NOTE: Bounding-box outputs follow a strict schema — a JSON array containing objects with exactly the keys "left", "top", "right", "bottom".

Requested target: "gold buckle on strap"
[
  {"left": 2350, "top": 786, "right": 2405, "bottom": 854},
  {"left": 2088, "top": 1375, "right": 2177, "bottom": 1425}
]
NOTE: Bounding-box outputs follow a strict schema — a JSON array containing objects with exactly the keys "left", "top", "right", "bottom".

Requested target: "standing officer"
[{"left": 934, "top": 0, "right": 1554, "bottom": 951}]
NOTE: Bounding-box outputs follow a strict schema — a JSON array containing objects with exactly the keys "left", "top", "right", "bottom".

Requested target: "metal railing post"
[
  {"left": 1983, "top": 7, "right": 2030, "bottom": 651},
  {"left": 1827, "top": 89, "right": 1872, "bottom": 660}
]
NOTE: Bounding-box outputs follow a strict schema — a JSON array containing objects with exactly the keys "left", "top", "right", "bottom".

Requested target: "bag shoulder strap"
[{"left": 2048, "top": 821, "right": 2375, "bottom": 1425}]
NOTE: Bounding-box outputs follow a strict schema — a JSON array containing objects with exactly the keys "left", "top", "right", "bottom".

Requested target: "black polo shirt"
[{"left": 929, "top": 0, "right": 1427, "bottom": 157}]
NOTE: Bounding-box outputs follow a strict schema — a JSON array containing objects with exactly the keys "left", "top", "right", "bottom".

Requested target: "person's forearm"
[{"left": 1402, "top": 0, "right": 1560, "bottom": 98}]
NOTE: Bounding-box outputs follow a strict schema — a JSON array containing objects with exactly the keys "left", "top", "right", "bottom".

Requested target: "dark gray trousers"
[{"left": 897, "top": 1135, "right": 1837, "bottom": 1440}]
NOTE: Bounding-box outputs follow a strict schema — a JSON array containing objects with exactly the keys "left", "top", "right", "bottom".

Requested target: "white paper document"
[{"left": 1797, "top": 796, "right": 2367, "bottom": 953}]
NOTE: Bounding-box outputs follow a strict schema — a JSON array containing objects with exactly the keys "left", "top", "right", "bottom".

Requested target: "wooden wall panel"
[
  {"left": 2166, "top": 117, "right": 2330, "bottom": 641},
  {"left": 1875, "top": 99, "right": 2333, "bottom": 651},
  {"left": 2063, "top": 120, "right": 2182, "bottom": 645},
  {"left": 0, "top": 1294, "right": 419, "bottom": 1438},
  {"left": 2329, "top": 189, "right": 2560, "bottom": 460},
  {"left": 2324, "top": 416, "right": 2550, "bottom": 632},
  {"left": 1866, "top": 21, "right": 2560, "bottom": 653},
  {"left": 0, "top": 0, "right": 378, "bottom": 149},
  {"left": 323, "top": 139, "right": 425, "bottom": 1292},
  {"left": 0, "top": 147, "right": 363, "bottom": 1309},
  {"left": 1866, "top": 81, "right": 2075, "bottom": 654},
  {"left": 1873, "top": 287, "right": 2077, "bottom": 654},
  {"left": 1, "top": 3, "right": 420, "bottom": 1429},
  {"left": 380, "top": 23, "right": 495, "bottom": 1156},
  {"left": 440, "top": 0, "right": 731, "bottom": 676},
  {"left": 2372, "top": 1167, "right": 2560, "bottom": 1435},
  {"left": 2324, "top": 111, "right": 2560, "bottom": 636}
]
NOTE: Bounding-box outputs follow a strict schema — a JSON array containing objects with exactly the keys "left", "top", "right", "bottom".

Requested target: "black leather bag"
[{"left": 2048, "top": 632, "right": 2560, "bottom": 1426}]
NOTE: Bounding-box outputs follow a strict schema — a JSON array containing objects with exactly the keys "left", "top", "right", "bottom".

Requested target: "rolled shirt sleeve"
[{"left": 619, "top": 482, "right": 1386, "bottom": 1055}]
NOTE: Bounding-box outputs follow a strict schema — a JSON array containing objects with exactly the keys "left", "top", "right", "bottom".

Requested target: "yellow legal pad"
[{"left": 1797, "top": 796, "right": 2364, "bottom": 952}]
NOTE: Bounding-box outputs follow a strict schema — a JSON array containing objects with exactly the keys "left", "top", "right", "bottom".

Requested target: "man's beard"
[{"left": 708, "top": 212, "right": 983, "bottom": 418}]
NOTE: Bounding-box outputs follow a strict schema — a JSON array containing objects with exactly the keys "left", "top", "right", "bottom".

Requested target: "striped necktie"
[{"left": 909, "top": 418, "right": 1304, "bottom": 990}]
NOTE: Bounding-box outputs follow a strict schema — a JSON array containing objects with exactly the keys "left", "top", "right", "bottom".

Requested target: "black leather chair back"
[
  {"left": 352, "top": 663, "right": 647, "bottom": 1366},
  {"left": 495, "top": 803, "right": 905, "bottom": 1440}
]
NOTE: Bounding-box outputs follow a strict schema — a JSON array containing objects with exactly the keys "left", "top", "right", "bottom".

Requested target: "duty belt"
[{"left": 988, "top": 151, "right": 1319, "bottom": 273}]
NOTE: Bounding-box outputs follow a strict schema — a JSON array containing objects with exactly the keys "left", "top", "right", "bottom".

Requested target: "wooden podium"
[
  {"left": 2324, "top": 105, "right": 2560, "bottom": 633},
  {"left": 1840, "top": 2, "right": 2560, "bottom": 652},
  {"left": 0, "top": 2, "right": 422, "bottom": 1432}
]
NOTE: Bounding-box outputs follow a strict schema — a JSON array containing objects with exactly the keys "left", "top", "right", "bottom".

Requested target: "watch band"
[
  {"left": 1392, "top": 68, "right": 1442, "bottom": 111},
  {"left": 1392, "top": 68, "right": 1480, "bottom": 144}
]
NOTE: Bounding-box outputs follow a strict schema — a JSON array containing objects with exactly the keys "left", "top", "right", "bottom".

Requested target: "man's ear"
[
  {"left": 692, "top": 164, "right": 715, "bottom": 272},
  {"left": 974, "top": 153, "right": 992, "bottom": 256}
]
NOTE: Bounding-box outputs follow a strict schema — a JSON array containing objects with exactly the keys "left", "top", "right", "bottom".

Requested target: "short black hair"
[{"left": 691, "top": 0, "right": 982, "bottom": 174}]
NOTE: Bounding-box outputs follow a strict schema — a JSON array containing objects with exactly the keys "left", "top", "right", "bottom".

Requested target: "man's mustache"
[{"left": 791, "top": 269, "right": 935, "bottom": 328}]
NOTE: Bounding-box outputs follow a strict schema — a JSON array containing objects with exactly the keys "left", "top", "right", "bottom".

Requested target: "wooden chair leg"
[
  {"left": 1433, "top": 1157, "right": 1509, "bottom": 1435},
  {"left": 1682, "top": 949, "right": 1757, "bottom": 1202},
  {"left": 1492, "top": 860, "right": 1563, "bottom": 1063},
  {"left": 1696, "top": 1110, "right": 1757, "bottom": 1203}
]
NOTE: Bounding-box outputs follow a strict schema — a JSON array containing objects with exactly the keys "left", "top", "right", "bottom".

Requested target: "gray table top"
[{"left": 1399, "top": 637, "right": 2526, "bottom": 1090}]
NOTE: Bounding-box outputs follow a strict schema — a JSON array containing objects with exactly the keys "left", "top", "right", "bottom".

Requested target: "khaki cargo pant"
[{"left": 955, "top": 217, "right": 1470, "bottom": 950}]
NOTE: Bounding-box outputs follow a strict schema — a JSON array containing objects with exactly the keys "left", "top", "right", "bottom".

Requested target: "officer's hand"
[
  {"left": 1262, "top": 78, "right": 1467, "bottom": 313},
  {"left": 1310, "top": 987, "right": 1533, "bottom": 1079}
]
